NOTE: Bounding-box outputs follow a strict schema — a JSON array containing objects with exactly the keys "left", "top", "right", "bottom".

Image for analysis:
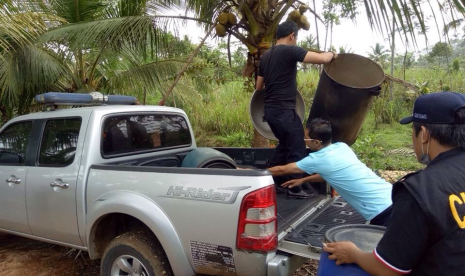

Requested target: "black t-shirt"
[{"left": 258, "top": 45, "right": 308, "bottom": 109}]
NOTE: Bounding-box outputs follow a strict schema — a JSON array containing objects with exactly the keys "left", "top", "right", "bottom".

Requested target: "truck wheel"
[{"left": 101, "top": 230, "right": 173, "bottom": 276}]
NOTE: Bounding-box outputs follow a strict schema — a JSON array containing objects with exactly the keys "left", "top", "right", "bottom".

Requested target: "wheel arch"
[{"left": 86, "top": 191, "right": 195, "bottom": 276}]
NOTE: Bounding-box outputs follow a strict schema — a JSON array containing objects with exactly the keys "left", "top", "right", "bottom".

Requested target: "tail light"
[{"left": 236, "top": 185, "right": 277, "bottom": 252}]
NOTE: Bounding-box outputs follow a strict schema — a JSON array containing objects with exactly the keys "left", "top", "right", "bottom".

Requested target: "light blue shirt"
[{"left": 296, "top": 142, "right": 392, "bottom": 220}]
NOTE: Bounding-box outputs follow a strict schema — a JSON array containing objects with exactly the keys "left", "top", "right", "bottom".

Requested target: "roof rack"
[{"left": 35, "top": 92, "right": 138, "bottom": 107}]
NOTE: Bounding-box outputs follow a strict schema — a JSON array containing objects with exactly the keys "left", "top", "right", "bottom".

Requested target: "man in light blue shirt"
[{"left": 268, "top": 118, "right": 392, "bottom": 226}]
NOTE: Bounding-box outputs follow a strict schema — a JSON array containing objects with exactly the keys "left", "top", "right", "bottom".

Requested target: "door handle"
[
  {"left": 50, "top": 181, "right": 69, "bottom": 189},
  {"left": 6, "top": 177, "right": 21, "bottom": 185}
]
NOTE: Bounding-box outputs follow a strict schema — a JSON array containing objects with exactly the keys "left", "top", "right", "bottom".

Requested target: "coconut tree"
[
  {"left": 0, "top": 0, "right": 202, "bottom": 119},
  {"left": 298, "top": 34, "right": 318, "bottom": 71},
  {"left": 0, "top": 0, "right": 70, "bottom": 119},
  {"left": 368, "top": 43, "right": 390, "bottom": 68}
]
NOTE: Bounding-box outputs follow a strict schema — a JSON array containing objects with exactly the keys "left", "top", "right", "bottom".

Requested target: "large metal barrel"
[
  {"left": 250, "top": 89, "right": 306, "bottom": 141},
  {"left": 308, "top": 54, "right": 384, "bottom": 145}
]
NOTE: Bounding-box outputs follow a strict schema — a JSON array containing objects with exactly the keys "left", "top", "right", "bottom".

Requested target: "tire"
[
  {"left": 203, "top": 161, "right": 236, "bottom": 169},
  {"left": 101, "top": 230, "right": 173, "bottom": 276}
]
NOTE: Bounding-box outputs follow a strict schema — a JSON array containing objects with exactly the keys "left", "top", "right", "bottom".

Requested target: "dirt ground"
[
  {"left": 0, "top": 233, "right": 100, "bottom": 276},
  {"left": 0, "top": 171, "right": 406, "bottom": 276},
  {"left": 0, "top": 232, "right": 318, "bottom": 276}
]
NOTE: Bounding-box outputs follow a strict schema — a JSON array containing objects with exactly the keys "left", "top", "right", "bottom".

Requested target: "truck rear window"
[{"left": 102, "top": 114, "right": 191, "bottom": 157}]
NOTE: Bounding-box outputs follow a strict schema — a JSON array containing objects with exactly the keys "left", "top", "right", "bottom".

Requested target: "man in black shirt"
[
  {"left": 256, "top": 21, "right": 336, "bottom": 198},
  {"left": 323, "top": 91, "right": 465, "bottom": 276}
]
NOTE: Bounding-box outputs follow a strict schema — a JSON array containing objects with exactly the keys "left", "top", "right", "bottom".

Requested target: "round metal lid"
[
  {"left": 325, "top": 224, "right": 386, "bottom": 252},
  {"left": 249, "top": 89, "right": 306, "bottom": 141}
]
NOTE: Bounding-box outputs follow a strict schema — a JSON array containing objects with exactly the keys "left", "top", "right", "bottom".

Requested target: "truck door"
[
  {"left": 26, "top": 118, "right": 83, "bottom": 245},
  {"left": 0, "top": 121, "right": 33, "bottom": 234}
]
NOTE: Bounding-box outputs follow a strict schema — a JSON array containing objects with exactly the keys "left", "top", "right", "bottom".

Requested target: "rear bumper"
[{"left": 267, "top": 253, "right": 307, "bottom": 276}]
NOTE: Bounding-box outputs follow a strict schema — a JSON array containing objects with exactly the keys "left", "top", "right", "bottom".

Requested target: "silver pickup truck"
[{"left": 0, "top": 103, "right": 366, "bottom": 276}]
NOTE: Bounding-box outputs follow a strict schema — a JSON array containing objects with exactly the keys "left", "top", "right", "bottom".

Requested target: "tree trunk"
[
  {"left": 313, "top": 0, "right": 320, "bottom": 49},
  {"left": 389, "top": 18, "right": 395, "bottom": 101},
  {"left": 445, "top": 52, "right": 452, "bottom": 88},
  {"left": 252, "top": 128, "right": 270, "bottom": 147},
  {"left": 161, "top": 25, "right": 214, "bottom": 104},
  {"left": 403, "top": 50, "right": 407, "bottom": 80}
]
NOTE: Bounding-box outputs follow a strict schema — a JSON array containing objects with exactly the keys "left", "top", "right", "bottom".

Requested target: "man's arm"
[
  {"left": 303, "top": 51, "right": 336, "bottom": 64},
  {"left": 305, "top": 173, "right": 324, "bottom": 182},
  {"left": 256, "top": 76, "right": 265, "bottom": 90},
  {"left": 324, "top": 186, "right": 428, "bottom": 276},
  {"left": 267, "top": 162, "right": 305, "bottom": 176},
  {"left": 323, "top": 243, "right": 402, "bottom": 276},
  {"left": 281, "top": 174, "right": 325, "bottom": 188}
]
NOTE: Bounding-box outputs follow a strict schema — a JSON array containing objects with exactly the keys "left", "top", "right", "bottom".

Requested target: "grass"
[{"left": 353, "top": 113, "right": 424, "bottom": 171}]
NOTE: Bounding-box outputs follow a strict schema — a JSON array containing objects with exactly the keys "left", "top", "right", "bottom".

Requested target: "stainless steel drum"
[{"left": 249, "top": 89, "right": 306, "bottom": 141}]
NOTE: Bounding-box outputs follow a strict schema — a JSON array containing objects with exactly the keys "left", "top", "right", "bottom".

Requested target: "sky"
[{"left": 178, "top": 1, "right": 464, "bottom": 57}]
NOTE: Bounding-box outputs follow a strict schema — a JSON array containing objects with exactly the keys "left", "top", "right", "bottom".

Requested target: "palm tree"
[
  {"left": 0, "top": 0, "right": 197, "bottom": 118},
  {"left": 298, "top": 34, "right": 318, "bottom": 71},
  {"left": 368, "top": 43, "right": 390, "bottom": 68}
]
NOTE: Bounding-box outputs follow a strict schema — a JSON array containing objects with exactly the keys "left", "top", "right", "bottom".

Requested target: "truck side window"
[
  {"left": 38, "top": 118, "right": 81, "bottom": 166},
  {"left": 102, "top": 114, "right": 191, "bottom": 157},
  {"left": 0, "top": 121, "right": 32, "bottom": 165}
]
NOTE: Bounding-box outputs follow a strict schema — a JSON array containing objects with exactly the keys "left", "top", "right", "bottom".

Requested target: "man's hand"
[
  {"left": 323, "top": 241, "right": 360, "bottom": 265},
  {"left": 331, "top": 51, "right": 338, "bottom": 60},
  {"left": 281, "top": 178, "right": 305, "bottom": 188},
  {"left": 323, "top": 242, "right": 403, "bottom": 276}
]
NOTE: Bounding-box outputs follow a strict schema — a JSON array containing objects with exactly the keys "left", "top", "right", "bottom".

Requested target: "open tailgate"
[{"left": 277, "top": 196, "right": 367, "bottom": 259}]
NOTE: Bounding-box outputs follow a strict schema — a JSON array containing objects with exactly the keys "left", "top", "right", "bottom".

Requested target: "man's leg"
[
  {"left": 264, "top": 108, "right": 291, "bottom": 191},
  {"left": 282, "top": 110, "right": 312, "bottom": 196}
]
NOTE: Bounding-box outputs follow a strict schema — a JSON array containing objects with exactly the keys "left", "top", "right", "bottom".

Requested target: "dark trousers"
[{"left": 264, "top": 107, "right": 306, "bottom": 193}]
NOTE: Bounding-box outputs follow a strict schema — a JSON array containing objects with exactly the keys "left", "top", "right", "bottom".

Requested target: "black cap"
[{"left": 400, "top": 92, "right": 465, "bottom": 124}]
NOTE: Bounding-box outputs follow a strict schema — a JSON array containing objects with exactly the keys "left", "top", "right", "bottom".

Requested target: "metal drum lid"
[
  {"left": 249, "top": 89, "right": 306, "bottom": 141},
  {"left": 325, "top": 224, "right": 386, "bottom": 252}
]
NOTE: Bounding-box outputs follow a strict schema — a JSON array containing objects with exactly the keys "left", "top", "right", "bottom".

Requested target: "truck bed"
[
  {"left": 276, "top": 193, "right": 327, "bottom": 232},
  {"left": 104, "top": 146, "right": 367, "bottom": 260}
]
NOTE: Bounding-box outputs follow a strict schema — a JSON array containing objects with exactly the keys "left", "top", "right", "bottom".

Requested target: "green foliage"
[
  {"left": 176, "top": 80, "right": 254, "bottom": 147},
  {"left": 452, "top": 59, "right": 460, "bottom": 72},
  {"left": 394, "top": 52, "right": 415, "bottom": 70},
  {"left": 298, "top": 34, "right": 318, "bottom": 49},
  {"left": 368, "top": 43, "right": 390, "bottom": 68},
  {"left": 427, "top": 42, "right": 453, "bottom": 69},
  {"left": 372, "top": 95, "right": 402, "bottom": 126},
  {"left": 352, "top": 114, "right": 424, "bottom": 171},
  {"left": 338, "top": 45, "right": 353, "bottom": 54},
  {"left": 206, "top": 132, "right": 251, "bottom": 147},
  {"left": 429, "top": 42, "right": 453, "bottom": 59}
]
